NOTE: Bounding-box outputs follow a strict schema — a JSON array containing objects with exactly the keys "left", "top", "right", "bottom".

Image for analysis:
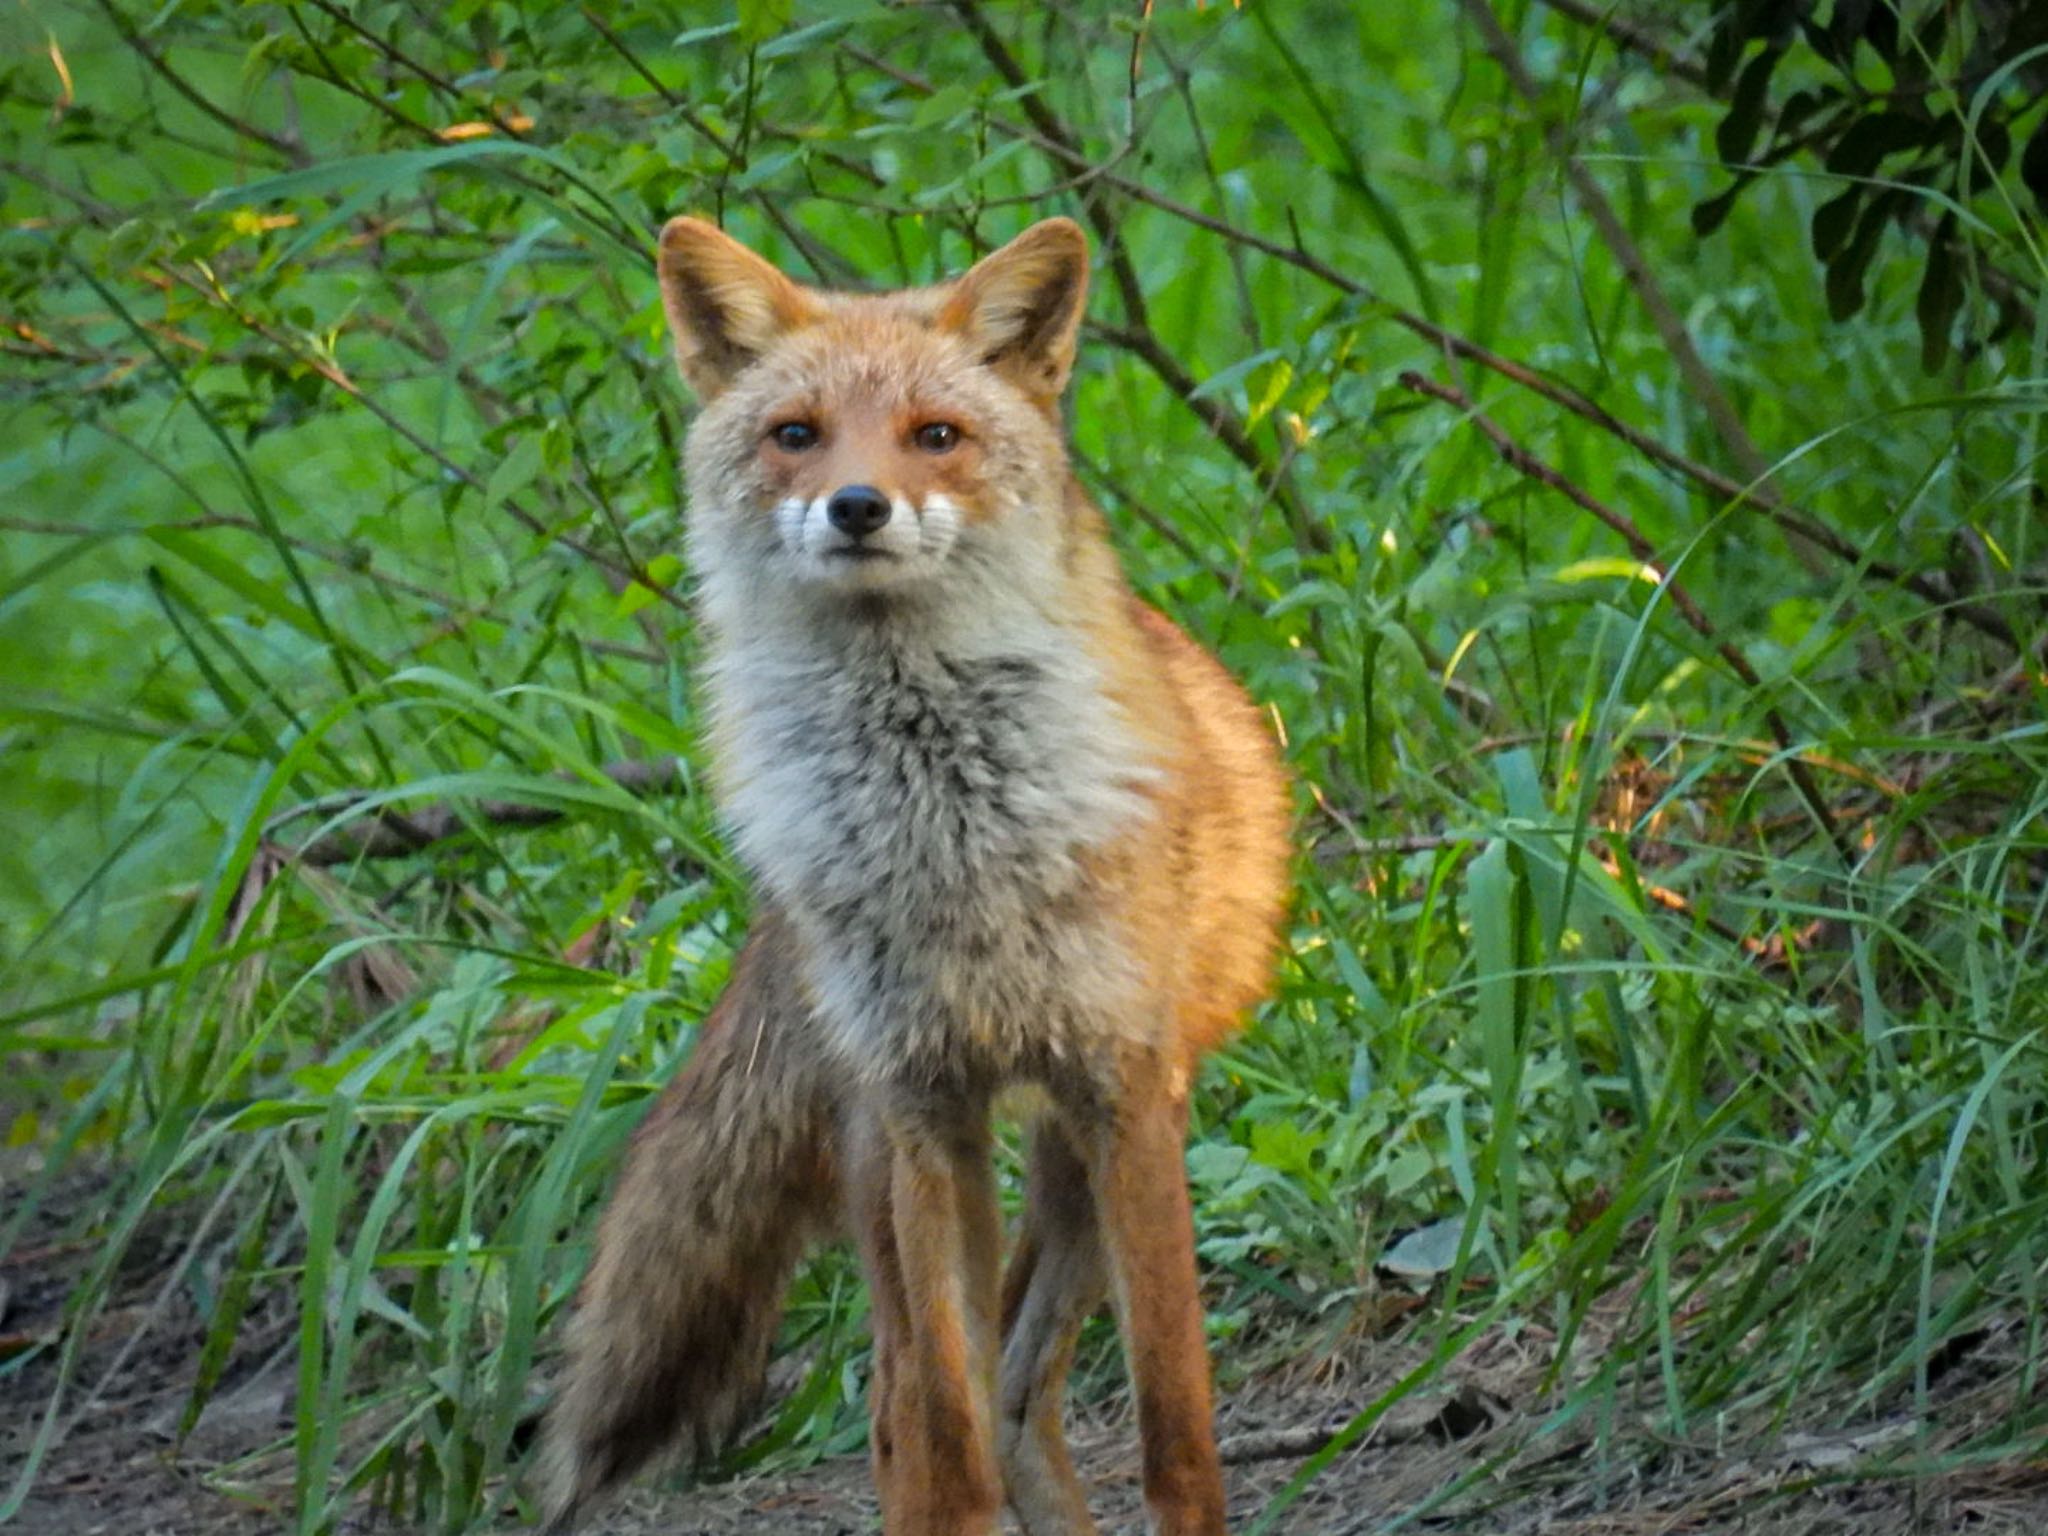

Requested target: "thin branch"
[
  {"left": 284, "top": 11, "right": 640, "bottom": 256},
  {"left": 1217, "top": 1386, "right": 1510, "bottom": 1464},
  {"left": 1218, "top": 1419, "right": 1355, "bottom": 1466},
  {"left": 303, "top": 0, "right": 531, "bottom": 139}
]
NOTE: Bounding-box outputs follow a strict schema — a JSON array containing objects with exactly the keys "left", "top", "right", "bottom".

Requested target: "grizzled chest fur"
[{"left": 714, "top": 635, "right": 1156, "bottom": 1085}]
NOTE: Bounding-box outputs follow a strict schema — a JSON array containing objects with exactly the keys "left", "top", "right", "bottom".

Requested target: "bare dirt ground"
[{"left": 6, "top": 1165, "right": 2044, "bottom": 1536}]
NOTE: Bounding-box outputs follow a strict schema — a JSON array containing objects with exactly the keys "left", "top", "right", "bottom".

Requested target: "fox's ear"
[
  {"left": 939, "top": 218, "right": 1089, "bottom": 403},
  {"left": 656, "top": 217, "right": 816, "bottom": 398}
]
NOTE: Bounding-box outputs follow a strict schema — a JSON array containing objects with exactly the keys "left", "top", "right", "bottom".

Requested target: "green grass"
[{"left": 2, "top": 3, "right": 2045, "bottom": 1531}]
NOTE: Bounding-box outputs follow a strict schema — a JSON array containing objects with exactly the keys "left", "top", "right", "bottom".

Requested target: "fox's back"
[{"left": 1112, "top": 594, "right": 1292, "bottom": 1061}]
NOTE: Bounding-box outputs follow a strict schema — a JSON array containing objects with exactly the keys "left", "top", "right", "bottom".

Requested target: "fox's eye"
[
  {"left": 769, "top": 421, "right": 819, "bottom": 452},
  {"left": 912, "top": 422, "right": 960, "bottom": 454}
]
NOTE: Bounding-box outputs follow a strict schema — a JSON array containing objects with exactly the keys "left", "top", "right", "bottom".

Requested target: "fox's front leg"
[
  {"left": 1089, "top": 1057, "right": 1227, "bottom": 1536},
  {"left": 853, "top": 1100, "right": 1004, "bottom": 1535}
]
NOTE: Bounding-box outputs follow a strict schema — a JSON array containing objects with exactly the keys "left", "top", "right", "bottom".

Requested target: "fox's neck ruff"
[{"left": 702, "top": 573, "right": 1160, "bottom": 1087}]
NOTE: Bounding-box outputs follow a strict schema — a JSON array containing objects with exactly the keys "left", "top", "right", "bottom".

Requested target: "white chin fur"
[{"left": 774, "top": 494, "right": 963, "bottom": 588}]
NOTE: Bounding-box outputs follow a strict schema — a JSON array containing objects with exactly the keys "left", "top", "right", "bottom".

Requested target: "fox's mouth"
[{"left": 771, "top": 493, "right": 960, "bottom": 586}]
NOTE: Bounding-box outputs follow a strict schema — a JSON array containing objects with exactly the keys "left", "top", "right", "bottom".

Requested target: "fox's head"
[{"left": 656, "top": 216, "right": 1090, "bottom": 624}]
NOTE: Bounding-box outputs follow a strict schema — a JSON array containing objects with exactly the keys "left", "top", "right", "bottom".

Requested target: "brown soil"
[{"left": 5, "top": 1162, "right": 2043, "bottom": 1536}]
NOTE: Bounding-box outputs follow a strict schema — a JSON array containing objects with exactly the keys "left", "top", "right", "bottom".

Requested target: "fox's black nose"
[{"left": 826, "top": 484, "right": 892, "bottom": 538}]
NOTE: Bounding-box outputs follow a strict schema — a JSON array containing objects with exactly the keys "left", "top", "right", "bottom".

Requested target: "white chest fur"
[{"left": 709, "top": 623, "right": 1158, "bottom": 1086}]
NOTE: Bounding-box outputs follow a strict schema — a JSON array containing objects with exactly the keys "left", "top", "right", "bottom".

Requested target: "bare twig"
[
  {"left": 1217, "top": 1386, "right": 1510, "bottom": 1465},
  {"left": 1217, "top": 1419, "right": 1354, "bottom": 1465}
]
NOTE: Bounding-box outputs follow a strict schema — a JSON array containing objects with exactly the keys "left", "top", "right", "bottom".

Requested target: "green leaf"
[
  {"left": 1553, "top": 557, "right": 1662, "bottom": 586},
  {"left": 1189, "top": 348, "right": 1282, "bottom": 403},
  {"left": 2021, "top": 119, "right": 2048, "bottom": 210},
  {"left": 1250, "top": 1119, "right": 1323, "bottom": 1178},
  {"left": 1692, "top": 177, "right": 1751, "bottom": 237},
  {"left": 142, "top": 528, "right": 325, "bottom": 644},
  {"left": 911, "top": 84, "right": 975, "bottom": 130},
  {"left": 1824, "top": 191, "right": 1897, "bottom": 322},
  {"left": 1822, "top": 110, "right": 1930, "bottom": 180},
  {"left": 1467, "top": 837, "right": 1523, "bottom": 1255},
  {"left": 1246, "top": 359, "right": 1293, "bottom": 434},
  {"left": 1717, "top": 47, "right": 1781, "bottom": 167},
  {"left": 1915, "top": 218, "right": 1962, "bottom": 373},
  {"left": 616, "top": 552, "right": 682, "bottom": 617},
  {"left": 736, "top": 0, "right": 795, "bottom": 46},
  {"left": 1380, "top": 1216, "right": 1462, "bottom": 1277},
  {"left": 1704, "top": 22, "right": 1746, "bottom": 94},
  {"left": 1810, "top": 186, "right": 1863, "bottom": 261},
  {"left": 484, "top": 435, "right": 545, "bottom": 522},
  {"left": 199, "top": 141, "right": 581, "bottom": 212}
]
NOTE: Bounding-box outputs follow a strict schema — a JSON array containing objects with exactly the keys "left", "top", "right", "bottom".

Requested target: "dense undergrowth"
[{"left": 2, "top": 3, "right": 2044, "bottom": 1532}]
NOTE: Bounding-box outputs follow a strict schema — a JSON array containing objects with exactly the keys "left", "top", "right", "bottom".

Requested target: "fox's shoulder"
[{"left": 1109, "top": 594, "right": 1264, "bottom": 735}]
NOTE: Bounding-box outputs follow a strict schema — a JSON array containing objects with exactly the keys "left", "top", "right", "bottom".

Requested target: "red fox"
[{"left": 538, "top": 216, "right": 1290, "bottom": 1536}]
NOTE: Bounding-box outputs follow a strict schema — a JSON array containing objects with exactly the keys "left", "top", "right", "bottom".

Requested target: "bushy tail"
[{"left": 538, "top": 918, "right": 837, "bottom": 1530}]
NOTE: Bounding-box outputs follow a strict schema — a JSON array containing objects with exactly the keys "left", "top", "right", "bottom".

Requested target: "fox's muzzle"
[{"left": 826, "top": 484, "right": 892, "bottom": 538}]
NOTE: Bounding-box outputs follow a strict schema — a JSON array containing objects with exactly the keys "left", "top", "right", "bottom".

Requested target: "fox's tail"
[{"left": 537, "top": 917, "right": 837, "bottom": 1531}]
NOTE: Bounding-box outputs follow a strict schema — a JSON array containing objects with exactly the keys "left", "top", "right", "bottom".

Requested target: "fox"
[{"left": 536, "top": 215, "right": 1291, "bottom": 1536}]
